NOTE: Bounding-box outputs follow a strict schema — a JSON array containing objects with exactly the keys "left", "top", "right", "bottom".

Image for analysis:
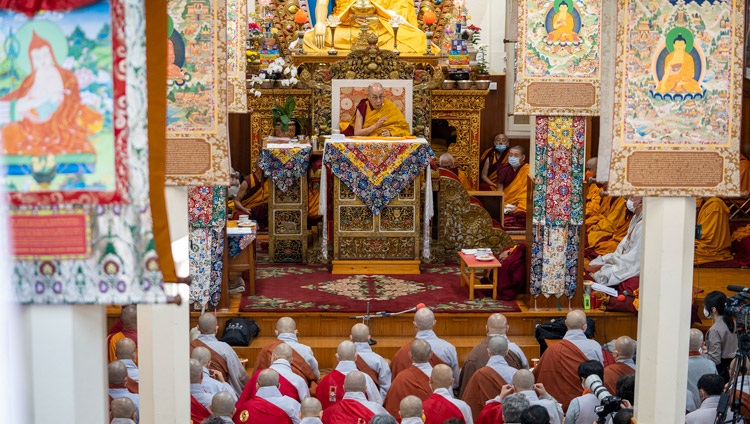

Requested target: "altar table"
[
  {"left": 458, "top": 251, "right": 502, "bottom": 300},
  {"left": 321, "top": 138, "right": 434, "bottom": 274}
]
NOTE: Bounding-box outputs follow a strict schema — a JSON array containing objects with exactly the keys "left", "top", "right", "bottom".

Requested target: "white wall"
[{"left": 467, "top": 0, "right": 507, "bottom": 74}]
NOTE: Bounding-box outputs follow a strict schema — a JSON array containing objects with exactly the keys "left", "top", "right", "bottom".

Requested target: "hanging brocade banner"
[
  {"left": 226, "top": 0, "right": 248, "bottom": 113},
  {"left": 188, "top": 186, "right": 226, "bottom": 307},
  {"left": 530, "top": 116, "right": 585, "bottom": 298}
]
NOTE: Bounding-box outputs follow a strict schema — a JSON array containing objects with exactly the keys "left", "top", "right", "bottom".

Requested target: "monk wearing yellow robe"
[
  {"left": 586, "top": 196, "right": 627, "bottom": 255},
  {"left": 740, "top": 153, "right": 750, "bottom": 194},
  {"left": 341, "top": 83, "right": 410, "bottom": 137},
  {"left": 499, "top": 146, "right": 529, "bottom": 228},
  {"left": 479, "top": 133, "right": 509, "bottom": 190},
  {"left": 593, "top": 209, "right": 631, "bottom": 256},
  {"left": 305, "top": 0, "right": 427, "bottom": 54},
  {"left": 228, "top": 168, "right": 269, "bottom": 220},
  {"left": 584, "top": 157, "right": 602, "bottom": 219},
  {"left": 546, "top": 1, "right": 580, "bottom": 43},
  {"left": 694, "top": 197, "right": 734, "bottom": 265},
  {"left": 439, "top": 153, "right": 472, "bottom": 191},
  {"left": 656, "top": 34, "right": 702, "bottom": 94}
]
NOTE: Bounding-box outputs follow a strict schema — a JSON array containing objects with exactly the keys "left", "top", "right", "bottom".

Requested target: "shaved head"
[
  {"left": 586, "top": 157, "right": 598, "bottom": 173},
  {"left": 689, "top": 329, "right": 704, "bottom": 351},
  {"left": 488, "top": 335, "right": 509, "bottom": 357},
  {"left": 211, "top": 391, "right": 235, "bottom": 416},
  {"left": 115, "top": 337, "right": 136, "bottom": 361},
  {"left": 566, "top": 310, "right": 587, "bottom": 331},
  {"left": 430, "top": 364, "right": 454, "bottom": 390},
  {"left": 257, "top": 369, "right": 279, "bottom": 387},
  {"left": 351, "top": 323, "right": 370, "bottom": 343},
  {"left": 110, "top": 397, "right": 136, "bottom": 419},
  {"left": 108, "top": 361, "right": 128, "bottom": 385},
  {"left": 414, "top": 307, "right": 435, "bottom": 331},
  {"left": 300, "top": 397, "right": 323, "bottom": 418},
  {"left": 191, "top": 346, "right": 211, "bottom": 367},
  {"left": 439, "top": 153, "right": 455, "bottom": 167},
  {"left": 189, "top": 358, "right": 203, "bottom": 384},
  {"left": 344, "top": 370, "right": 367, "bottom": 393},
  {"left": 121, "top": 305, "right": 137, "bottom": 328},
  {"left": 487, "top": 313, "right": 508, "bottom": 335},
  {"left": 512, "top": 369, "right": 535, "bottom": 391},
  {"left": 368, "top": 82, "right": 384, "bottom": 95},
  {"left": 198, "top": 313, "right": 218, "bottom": 334},
  {"left": 399, "top": 395, "right": 423, "bottom": 419},
  {"left": 614, "top": 336, "right": 635, "bottom": 359},
  {"left": 276, "top": 317, "right": 297, "bottom": 334},
  {"left": 337, "top": 340, "right": 357, "bottom": 362},
  {"left": 410, "top": 338, "right": 432, "bottom": 363},
  {"left": 272, "top": 342, "right": 293, "bottom": 361}
]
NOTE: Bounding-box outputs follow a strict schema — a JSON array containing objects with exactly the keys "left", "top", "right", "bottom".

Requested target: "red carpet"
[{"left": 240, "top": 263, "right": 521, "bottom": 313}]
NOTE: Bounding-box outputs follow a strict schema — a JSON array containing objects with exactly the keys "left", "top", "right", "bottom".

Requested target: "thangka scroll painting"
[
  {"left": 0, "top": 0, "right": 129, "bottom": 205},
  {"left": 514, "top": 0, "right": 601, "bottom": 115},
  {"left": 165, "top": 0, "right": 230, "bottom": 186},
  {"left": 226, "top": 0, "right": 248, "bottom": 113},
  {"left": 608, "top": 0, "right": 743, "bottom": 196},
  {"left": 11, "top": 0, "right": 166, "bottom": 304}
]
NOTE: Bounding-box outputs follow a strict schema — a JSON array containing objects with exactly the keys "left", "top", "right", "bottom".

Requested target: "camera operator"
[
  {"left": 686, "top": 374, "right": 733, "bottom": 423},
  {"left": 611, "top": 409, "right": 633, "bottom": 424},
  {"left": 566, "top": 360, "right": 605, "bottom": 424},
  {"left": 703, "top": 291, "right": 738, "bottom": 383}
]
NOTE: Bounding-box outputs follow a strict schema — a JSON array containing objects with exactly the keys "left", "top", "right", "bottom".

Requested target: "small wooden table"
[{"left": 458, "top": 251, "right": 502, "bottom": 300}]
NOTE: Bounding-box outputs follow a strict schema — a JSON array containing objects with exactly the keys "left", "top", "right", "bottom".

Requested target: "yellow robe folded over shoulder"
[
  {"left": 340, "top": 98, "right": 410, "bottom": 137},
  {"left": 694, "top": 197, "right": 734, "bottom": 265},
  {"left": 503, "top": 163, "right": 529, "bottom": 213}
]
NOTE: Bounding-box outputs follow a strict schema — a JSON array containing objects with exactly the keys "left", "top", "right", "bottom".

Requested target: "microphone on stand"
[{"left": 366, "top": 301, "right": 376, "bottom": 346}]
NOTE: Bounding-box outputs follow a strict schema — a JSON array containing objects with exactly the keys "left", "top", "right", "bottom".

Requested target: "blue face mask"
[
  {"left": 495, "top": 145, "right": 507, "bottom": 152},
  {"left": 508, "top": 157, "right": 520, "bottom": 167}
]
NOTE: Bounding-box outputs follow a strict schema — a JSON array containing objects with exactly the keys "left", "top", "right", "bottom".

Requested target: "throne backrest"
[{"left": 331, "top": 79, "right": 413, "bottom": 133}]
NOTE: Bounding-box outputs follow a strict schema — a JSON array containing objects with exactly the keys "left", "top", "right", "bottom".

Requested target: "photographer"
[
  {"left": 703, "top": 291, "right": 738, "bottom": 383},
  {"left": 685, "top": 374, "right": 733, "bottom": 423},
  {"left": 566, "top": 360, "right": 605, "bottom": 424}
]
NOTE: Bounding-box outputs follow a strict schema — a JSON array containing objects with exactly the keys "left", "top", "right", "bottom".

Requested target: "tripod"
[{"left": 715, "top": 340, "right": 750, "bottom": 423}]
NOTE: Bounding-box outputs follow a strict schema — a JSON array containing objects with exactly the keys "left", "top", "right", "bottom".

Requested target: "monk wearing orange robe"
[
  {"left": 498, "top": 146, "right": 530, "bottom": 228},
  {"left": 593, "top": 207, "right": 632, "bottom": 256},
  {"left": 229, "top": 168, "right": 269, "bottom": 220},
  {"left": 340, "top": 83, "right": 410, "bottom": 137},
  {"left": 439, "top": 153, "right": 472, "bottom": 191},
  {"left": 584, "top": 158, "right": 602, "bottom": 219},
  {"left": 107, "top": 305, "right": 138, "bottom": 363},
  {"left": 240, "top": 366, "right": 300, "bottom": 403},
  {"left": 480, "top": 133, "right": 510, "bottom": 190},
  {"left": 740, "top": 153, "right": 750, "bottom": 194},
  {"left": 462, "top": 336, "right": 518, "bottom": 420},
  {"left": 383, "top": 339, "right": 434, "bottom": 417},
  {"left": 602, "top": 336, "right": 636, "bottom": 394},
  {"left": 2, "top": 32, "right": 96, "bottom": 156},
  {"left": 586, "top": 195, "right": 628, "bottom": 257},
  {"left": 253, "top": 317, "right": 320, "bottom": 387},
  {"left": 694, "top": 197, "right": 734, "bottom": 265}
]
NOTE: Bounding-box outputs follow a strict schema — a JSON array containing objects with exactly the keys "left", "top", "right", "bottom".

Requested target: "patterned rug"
[{"left": 239, "top": 263, "right": 521, "bottom": 313}]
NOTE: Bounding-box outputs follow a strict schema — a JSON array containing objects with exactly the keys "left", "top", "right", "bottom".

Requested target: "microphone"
[
  {"left": 416, "top": 303, "right": 426, "bottom": 309},
  {"left": 727, "top": 285, "right": 750, "bottom": 293}
]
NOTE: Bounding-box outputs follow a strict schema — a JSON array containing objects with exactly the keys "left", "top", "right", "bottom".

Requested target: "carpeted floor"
[{"left": 239, "top": 262, "right": 521, "bottom": 313}]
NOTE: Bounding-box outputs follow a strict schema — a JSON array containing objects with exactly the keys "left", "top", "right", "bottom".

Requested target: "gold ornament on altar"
[
  {"left": 422, "top": 9, "right": 437, "bottom": 55},
  {"left": 327, "top": 15, "right": 341, "bottom": 55},
  {"left": 351, "top": 0, "right": 376, "bottom": 51},
  {"left": 388, "top": 12, "right": 406, "bottom": 55}
]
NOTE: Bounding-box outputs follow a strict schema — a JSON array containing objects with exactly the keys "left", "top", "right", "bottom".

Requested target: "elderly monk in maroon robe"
[
  {"left": 234, "top": 369, "right": 301, "bottom": 424},
  {"left": 462, "top": 336, "right": 518, "bottom": 420},
  {"left": 603, "top": 336, "right": 636, "bottom": 394},
  {"left": 384, "top": 339, "right": 434, "bottom": 417},
  {"left": 322, "top": 371, "right": 390, "bottom": 423},
  {"left": 458, "top": 314, "right": 528, "bottom": 398},
  {"left": 108, "top": 305, "right": 138, "bottom": 363},
  {"left": 532, "top": 311, "right": 595, "bottom": 412},
  {"left": 423, "top": 364, "right": 473, "bottom": 424},
  {"left": 254, "top": 317, "right": 319, "bottom": 386}
]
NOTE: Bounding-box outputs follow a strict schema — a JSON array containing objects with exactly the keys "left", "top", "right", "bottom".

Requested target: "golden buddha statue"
[{"left": 303, "top": 0, "right": 428, "bottom": 54}]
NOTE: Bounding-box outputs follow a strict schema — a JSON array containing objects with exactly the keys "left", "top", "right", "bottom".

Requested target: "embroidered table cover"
[{"left": 257, "top": 144, "right": 312, "bottom": 193}]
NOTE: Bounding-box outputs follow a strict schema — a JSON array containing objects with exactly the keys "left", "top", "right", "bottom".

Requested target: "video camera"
[
  {"left": 584, "top": 375, "right": 622, "bottom": 423},
  {"left": 725, "top": 285, "right": 750, "bottom": 352}
]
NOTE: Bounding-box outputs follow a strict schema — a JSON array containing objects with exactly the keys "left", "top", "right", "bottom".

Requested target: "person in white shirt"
[
  {"left": 586, "top": 196, "right": 643, "bottom": 287},
  {"left": 194, "top": 313, "right": 249, "bottom": 396},
  {"left": 190, "top": 347, "right": 237, "bottom": 401},
  {"left": 276, "top": 316, "right": 321, "bottom": 380},
  {"left": 686, "top": 373, "right": 733, "bottom": 424},
  {"left": 511, "top": 369, "right": 564, "bottom": 424},
  {"left": 110, "top": 397, "right": 137, "bottom": 424},
  {"left": 351, "top": 323, "right": 392, "bottom": 397},
  {"left": 189, "top": 359, "right": 213, "bottom": 410},
  {"left": 299, "top": 397, "right": 323, "bottom": 424},
  {"left": 115, "top": 338, "right": 138, "bottom": 383},
  {"left": 399, "top": 395, "right": 425, "bottom": 424},
  {"left": 208, "top": 391, "right": 235, "bottom": 424},
  {"left": 687, "top": 329, "right": 717, "bottom": 412},
  {"left": 270, "top": 342, "right": 311, "bottom": 401}
]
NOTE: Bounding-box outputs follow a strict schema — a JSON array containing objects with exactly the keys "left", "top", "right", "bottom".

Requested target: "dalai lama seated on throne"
[{"left": 340, "top": 83, "right": 410, "bottom": 137}]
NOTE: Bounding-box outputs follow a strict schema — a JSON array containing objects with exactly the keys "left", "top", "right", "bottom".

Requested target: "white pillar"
[
  {"left": 634, "top": 197, "right": 695, "bottom": 423},
  {"left": 23, "top": 305, "right": 107, "bottom": 423},
  {"left": 137, "top": 283, "right": 190, "bottom": 424}
]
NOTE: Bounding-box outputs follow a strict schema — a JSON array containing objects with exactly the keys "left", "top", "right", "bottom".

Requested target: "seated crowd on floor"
[{"left": 107, "top": 301, "right": 746, "bottom": 424}]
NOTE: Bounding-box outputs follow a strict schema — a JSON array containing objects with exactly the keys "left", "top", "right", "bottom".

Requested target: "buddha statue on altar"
[{"left": 303, "top": 0, "right": 428, "bottom": 54}]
